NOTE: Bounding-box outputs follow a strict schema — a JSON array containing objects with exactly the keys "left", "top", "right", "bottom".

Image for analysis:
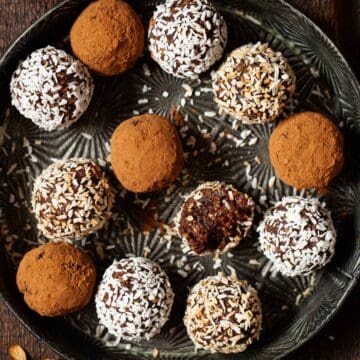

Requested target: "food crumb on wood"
[{"left": 152, "top": 347, "right": 160, "bottom": 358}]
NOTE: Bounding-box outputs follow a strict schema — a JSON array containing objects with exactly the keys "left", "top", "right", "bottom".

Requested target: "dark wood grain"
[
  {"left": 288, "top": 0, "right": 360, "bottom": 78},
  {"left": 0, "top": 1, "right": 359, "bottom": 359}
]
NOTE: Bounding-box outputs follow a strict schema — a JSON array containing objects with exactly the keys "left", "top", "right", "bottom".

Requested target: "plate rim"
[{"left": 0, "top": 0, "right": 359, "bottom": 359}]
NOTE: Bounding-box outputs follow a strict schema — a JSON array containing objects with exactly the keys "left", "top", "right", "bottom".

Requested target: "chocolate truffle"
[
  {"left": 70, "top": 0, "right": 144, "bottom": 76},
  {"left": 16, "top": 242, "right": 96, "bottom": 317},
  {"left": 32, "top": 159, "right": 114, "bottom": 240},
  {"left": 95, "top": 257, "right": 174, "bottom": 341},
  {"left": 148, "top": 0, "right": 227, "bottom": 78},
  {"left": 269, "top": 111, "right": 344, "bottom": 189},
  {"left": 257, "top": 196, "right": 336, "bottom": 276},
  {"left": 110, "top": 114, "right": 184, "bottom": 193},
  {"left": 10, "top": 46, "right": 94, "bottom": 131},
  {"left": 212, "top": 42, "right": 296, "bottom": 123},
  {"left": 176, "top": 182, "right": 255, "bottom": 255},
  {"left": 184, "top": 274, "right": 262, "bottom": 353}
]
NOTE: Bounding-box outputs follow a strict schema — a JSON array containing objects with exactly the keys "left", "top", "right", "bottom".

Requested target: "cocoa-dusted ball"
[
  {"left": 269, "top": 112, "right": 344, "bottom": 189},
  {"left": 110, "top": 114, "right": 184, "bottom": 193},
  {"left": 16, "top": 242, "right": 96, "bottom": 317},
  {"left": 70, "top": 0, "right": 144, "bottom": 76}
]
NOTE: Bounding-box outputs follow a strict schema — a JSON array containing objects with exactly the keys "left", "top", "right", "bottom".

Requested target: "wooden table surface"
[{"left": 0, "top": 0, "right": 359, "bottom": 359}]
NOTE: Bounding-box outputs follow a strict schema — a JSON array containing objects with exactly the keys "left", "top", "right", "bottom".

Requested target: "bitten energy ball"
[
  {"left": 212, "top": 42, "right": 296, "bottom": 123},
  {"left": 10, "top": 46, "right": 94, "bottom": 131},
  {"left": 71, "top": 0, "right": 144, "bottom": 76},
  {"left": 269, "top": 111, "right": 344, "bottom": 189},
  {"left": 176, "top": 182, "right": 255, "bottom": 255},
  {"left": 184, "top": 274, "right": 262, "bottom": 353},
  {"left": 111, "top": 114, "right": 184, "bottom": 193},
  {"left": 32, "top": 159, "right": 114, "bottom": 240},
  {"left": 16, "top": 242, "right": 96, "bottom": 317},
  {"left": 258, "top": 196, "right": 336, "bottom": 276},
  {"left": 95, "top": 257, "right": 174, "bottom": 341},
  {"left": 148, "top": 0, "right": 227, "bottom": 78}
]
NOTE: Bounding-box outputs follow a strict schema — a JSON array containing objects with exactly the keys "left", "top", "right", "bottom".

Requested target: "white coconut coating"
[
  {"left": 212, "top": 42, "right": 296, "bottom": 123},
  {"left": 148, "top": 0, "right": 227, "bottom": 78},
  {"left": 10, "top": 46, "right": 94, "bottom": 131},
  {"left": 32, "top": 158, "right": 114, "bottom": 240},
  {"left": 257, "top": 196, "right": 336, "bottom": 276},
  {"left": 184, "top": 274, "right": 262, "bottom": 353},
  {"left": 95, "top": 257, "right": 174, "bottom": 341}
]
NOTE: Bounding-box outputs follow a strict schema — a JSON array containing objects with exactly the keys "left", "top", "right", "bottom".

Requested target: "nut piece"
[{"left": 8, "top": 345, "right": 27, "bottom": 360}]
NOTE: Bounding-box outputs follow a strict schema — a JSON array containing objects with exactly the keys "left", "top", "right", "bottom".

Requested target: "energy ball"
[
  {"left": 16, "top": 242, "right": 96, "bottom": 317},
  {"left": 184, "top": 274, "right": 262, "bottom": 353},
  {"left": 269, "top": 111, "right": 344, "bottom": 189},
  {"left": 212, "top": 42, "right": 296, "bottom": 123},
  {"left": 32, "top": 159, "right": 114, "bottom": 240},
  {"left": 176, "top": 182, "right": 255, "bottom": 255},
  {"left": 95, "top": 257, "right": 174, "bottom": 341},
  {"left": 10, "top": 46, "right": 94, "bottom": 131},
  {"left": 110, "top": 114, "right": 184, "bottom": 193},
  {"left": 148, "top": 0, "right": 227, "bottom": 78},
  {"left": 257, "top": 196, "right": 336, "bottom": 277},
  {"left": 70, "top": 0, "right": 144, "bottom": 76}
]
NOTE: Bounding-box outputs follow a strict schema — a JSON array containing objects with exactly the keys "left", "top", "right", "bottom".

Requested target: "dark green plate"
[{"left": 0, "top": 0, "right": 359, "bottom": 359}]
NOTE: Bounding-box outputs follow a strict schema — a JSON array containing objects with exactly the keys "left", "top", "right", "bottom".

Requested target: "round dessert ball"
[
  {"left": 269, "top": 111, "right": 344, "bottom": 189},
  {"left": 110, "top": 114, "right": 184, "bottom": 193},
  {"left": 32, "top": 158, "right": 114, "bottom": 240},
  {"left": 184, "top": 274, "right": 262, "bottom": 353},
  {"left": 10, "top": 46, "right": 94, "bottom": 131},
  {"left": 212, "top": 42, "right": 296, "bottom": 123},
  {"left": 176, "top": 182, "right": 255, "bottom": 256},
  {"left": 148, "top": 0, "right": 227, "bottom": 78},
  {"left": 95, "top": 257, "right": 174, "bottom": 341},
  {"left": 70, "top": 0, "right": 144, "bottom": 76},
  {"left": 16, "top": 242, "right": 96, "bottom": 317},
  {"left": 257, "top": 196, "right": 336, "bottom": 276}
]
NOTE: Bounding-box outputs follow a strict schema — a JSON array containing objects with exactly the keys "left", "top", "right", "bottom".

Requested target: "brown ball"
[
  {"left": 110, "top": 114, "right": 184, "bottom": 193},
  {"left": 269, "top": 111, "right": 344, "bottom": 189},
  {"left": 16, "top": 243, "right": 96, "bottom": 317},
  {"left": 70, "top": 0, "right": 144, "bottom": 76}
]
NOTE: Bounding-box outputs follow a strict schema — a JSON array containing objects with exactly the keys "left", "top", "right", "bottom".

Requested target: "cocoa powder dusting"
[
  {"left": 16, "top": 243, "right": 96, "bottom": 317},
  {"left": 110, "top": 114, "right": 184, "bottom": 193},
  {"left": 70, "top": 0, "right": 144, "bottom": 76},
  {"left": 269, "top": 111, "right": 344, "bottom": 189}
]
